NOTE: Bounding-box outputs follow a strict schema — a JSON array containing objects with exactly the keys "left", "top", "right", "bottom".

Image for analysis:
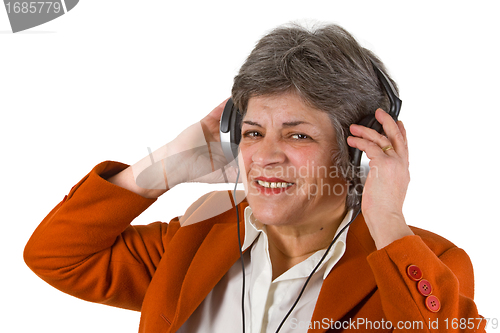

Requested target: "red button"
[
  {"left": 425, "top": 295, "right": 441, "bottom": 312},
  {"left": 418, "top": 279, "right": 432, "bottom": 296},
  {"left": 407, "top": 265, "right": 423, "bottom": 281}
]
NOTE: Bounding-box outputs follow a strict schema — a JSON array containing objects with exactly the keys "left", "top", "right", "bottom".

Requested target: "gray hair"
[{"left": 231, "top": 22, "right": 399, "bottom": 209}]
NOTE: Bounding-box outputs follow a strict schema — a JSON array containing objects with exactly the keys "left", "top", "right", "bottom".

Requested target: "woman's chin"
[{"left": 247, "top": 199, "right": 296, "bottom": 226}]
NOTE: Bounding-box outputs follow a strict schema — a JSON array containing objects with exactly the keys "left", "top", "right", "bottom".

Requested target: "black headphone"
[
  {"left": 220, "top": 61, "right": 401, "bottom": 170},
  {"left": 220, "top": 61, "right": 402, "bottom": 333}
]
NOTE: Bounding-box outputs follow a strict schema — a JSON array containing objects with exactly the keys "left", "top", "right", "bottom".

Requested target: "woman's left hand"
[{"left": 347, "top": 109, "right": 414, "bottom": 249}]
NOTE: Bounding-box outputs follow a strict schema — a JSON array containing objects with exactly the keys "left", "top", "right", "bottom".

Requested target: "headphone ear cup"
[
  {"left": 358, "top": 114, "right": 382, "bottom": 133},
  {"left": 230, "top": 110, "right": 243, "bottom": 160},
  {"left": 348, "top": 114, "right": 382, "bottom": 167},
  {"left": 220, "top": 98, "right": 243, "bottom": 164}
]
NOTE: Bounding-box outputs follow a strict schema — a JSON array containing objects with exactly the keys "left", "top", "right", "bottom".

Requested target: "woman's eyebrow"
[
  {"left": 242, "top": 120, "right": 262, "bottom": 127},
  {"left": 282, "top": 121, "right": 312, "bottom": 128},
  {"left": 242, "top": 120, "right": 312, "bottom": 128}
]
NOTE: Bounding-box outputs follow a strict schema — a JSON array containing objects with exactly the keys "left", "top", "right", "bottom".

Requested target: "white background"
[{"left": 2, "top": 1, "right": 499, "bottom": 332}]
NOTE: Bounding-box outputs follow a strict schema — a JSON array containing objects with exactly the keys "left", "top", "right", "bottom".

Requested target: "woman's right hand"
[
  {"left": 130, "top": 99, "right": 241, "bottom": 194},
  {"left": 169, "top": 98, "right": 240, "bottom": 186}
]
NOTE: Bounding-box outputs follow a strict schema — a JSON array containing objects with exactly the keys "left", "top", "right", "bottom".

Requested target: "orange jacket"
[{"left": 24, "top": 161, "right": 485, "bottom": 332}]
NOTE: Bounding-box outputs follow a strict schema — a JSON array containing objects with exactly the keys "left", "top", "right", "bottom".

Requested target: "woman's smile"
[{"left": 254, "top": 177, "right": 295, "bottom": 195}]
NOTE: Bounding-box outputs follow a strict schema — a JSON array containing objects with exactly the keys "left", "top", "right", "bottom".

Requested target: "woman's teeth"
[{"left": 257, "top": 180, "right": 294, "bottom": 188}]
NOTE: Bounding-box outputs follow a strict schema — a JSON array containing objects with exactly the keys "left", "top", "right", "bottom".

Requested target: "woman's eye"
[
  {"left": 242, "top": 131, "right": 262, "bottom": 138},
  {"left": 291, "top": 133, "right": 310, "bottom": 140}
]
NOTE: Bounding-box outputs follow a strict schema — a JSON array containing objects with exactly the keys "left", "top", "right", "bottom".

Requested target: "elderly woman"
[{"left": 25, "top": 23, "right": 484, "bottom": 332}]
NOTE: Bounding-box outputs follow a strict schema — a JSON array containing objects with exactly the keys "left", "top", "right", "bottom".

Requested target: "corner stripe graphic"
[{"left": 3, "top": 0, "right": 79, "bottom": 33}]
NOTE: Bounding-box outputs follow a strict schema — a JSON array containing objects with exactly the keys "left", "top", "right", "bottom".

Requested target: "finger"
[
  {"left": 375, "top": 109, "right": 406, "bottom": 156},
  {"left": 349, "top": 122, "right": 393, "bottom": 153},
  {"left": 347, "top": 135, "right": 393, "bottom": 160},
  {"left": 397, "top": 120, "right": 407, "bottom": 145},
  {"left": 207, "top": 97, "right": 230, "bottom": 121},
  {"left": 397, "top": 120, "right": 409, "bottom": 163},
  {"left": 202, "top": 98, "right": 230, "bottom": 142}
]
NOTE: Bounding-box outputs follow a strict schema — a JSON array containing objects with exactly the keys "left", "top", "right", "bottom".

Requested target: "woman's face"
[{"left": 239, "top": 93, "right": 348, "bottom": 229}]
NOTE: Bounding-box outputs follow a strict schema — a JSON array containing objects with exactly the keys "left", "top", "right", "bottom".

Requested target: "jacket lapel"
[
  {"left": 308, "top": 214, "right": 378, "bottom": 332},
  {"left": 168, "top": 207, "right": 246, "bottom": 332}
]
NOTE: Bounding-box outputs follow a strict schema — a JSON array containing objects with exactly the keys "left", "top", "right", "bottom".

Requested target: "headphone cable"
[
  {"left": 233, "top": 168, "right": 246, "bottom": 333},
  {"left": 273, "top": 202, "right": 361, "bottom": 333}
]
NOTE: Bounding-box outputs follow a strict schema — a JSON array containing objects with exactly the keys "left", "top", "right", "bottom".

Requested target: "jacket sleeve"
[
  {"left": 24, "top": 161, "right": 180, "bottom": 311},
  {"left": 367, "top": 233, "right": 486, "bottom": 332}
]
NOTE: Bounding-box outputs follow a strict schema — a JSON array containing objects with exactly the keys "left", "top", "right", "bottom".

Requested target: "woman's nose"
[{"left": 251, "top": 137, "right": 286, "bottom": 166}]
